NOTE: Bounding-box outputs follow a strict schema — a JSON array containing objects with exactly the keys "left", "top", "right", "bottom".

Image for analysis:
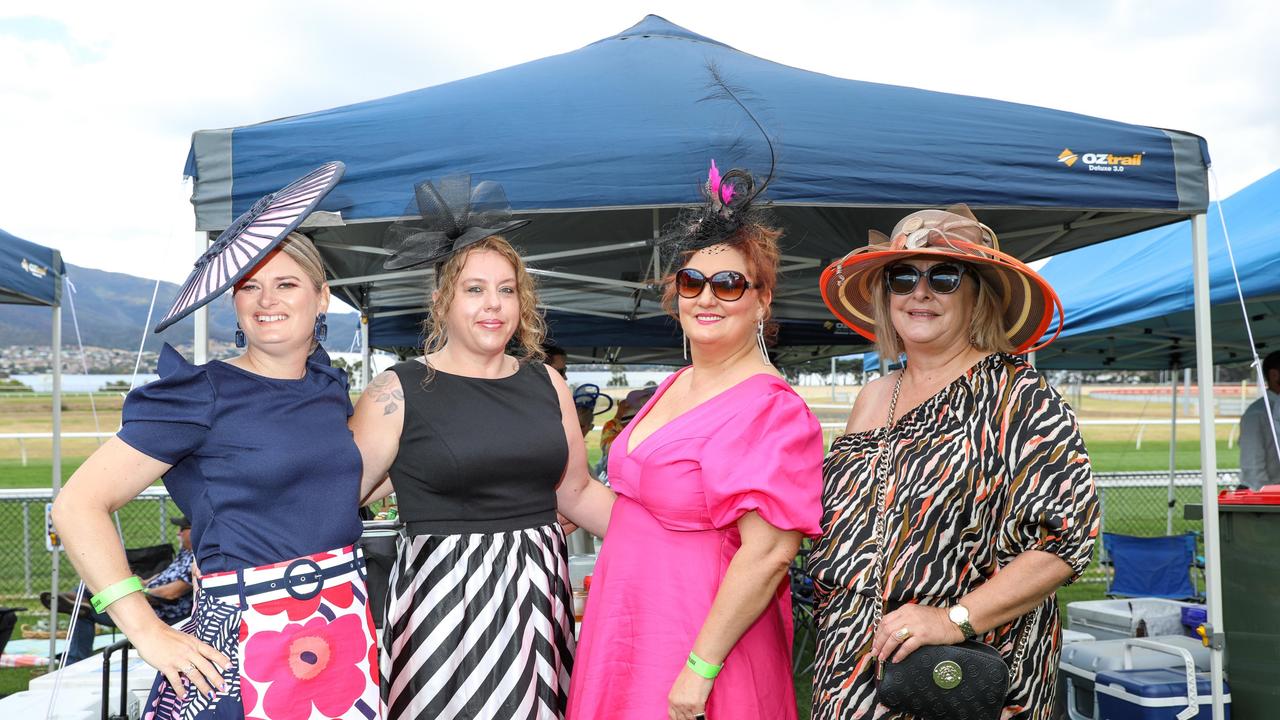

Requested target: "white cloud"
[{"left": 1, "top": 0, "right": 1275, "bottom": 291}]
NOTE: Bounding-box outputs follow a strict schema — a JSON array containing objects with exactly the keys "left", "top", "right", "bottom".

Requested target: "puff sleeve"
[
  {"left": 700, "top": 386, "right": 825, "bottom": 535},
  {"left": 306, "top": 345, "right": 354, "bottom": 417},
  {"left": 996, "top": 368, "right": 1099, "bottom": 582},
  {"left": 116, "top": 344, "right": 215, "bottom": 465}
]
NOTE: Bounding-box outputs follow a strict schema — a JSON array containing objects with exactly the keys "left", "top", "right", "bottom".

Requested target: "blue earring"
[
  {"left": 234, "top": 323, "right": 246, "bottom": 348},
  {"left": 314, "top": 313, "right": 328, "bottom": 342}
]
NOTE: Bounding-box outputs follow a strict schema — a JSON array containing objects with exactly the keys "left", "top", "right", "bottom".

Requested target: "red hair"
[{"left": 661, "top": 222, "right": 783, "bottom": 342}]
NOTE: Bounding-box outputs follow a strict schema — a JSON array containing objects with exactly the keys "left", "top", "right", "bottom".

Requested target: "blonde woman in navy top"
[{"left": 54, "top": 164, "right": 383, "bottom": 720}]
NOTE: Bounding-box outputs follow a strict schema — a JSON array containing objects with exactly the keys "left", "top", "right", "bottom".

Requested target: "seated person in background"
[
  {"left": 598, "top": 387, "right": 657, "bottom": 455},
  {"left": 596, "top": 386, "right": 656, "bottom": 483},
  {"left": 46, "top": 516, "right": 195, "bottom": 665},
  {"left": 543, "top": 343, "right": 569, "bottom": 379},
  {"left": 1239, "top": 350, "right": 1280, "bottom": 489},
  {"left": 571, "top": 383, "right": 614, "bottom": 438}
]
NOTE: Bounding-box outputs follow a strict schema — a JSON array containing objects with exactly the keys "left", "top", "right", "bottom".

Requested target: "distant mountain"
[{"left": 0, "top": 263, "right": 362, "bottom": 352}]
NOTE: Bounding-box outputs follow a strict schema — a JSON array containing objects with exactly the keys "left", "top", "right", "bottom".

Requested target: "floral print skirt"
[{"left": 143, "top": 544, "right": 382, "bottom": 720}]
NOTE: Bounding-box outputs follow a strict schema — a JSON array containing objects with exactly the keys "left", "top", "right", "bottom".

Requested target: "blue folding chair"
[{"left": 1102, "top": 532, "right": 1200, "bottom": 600}]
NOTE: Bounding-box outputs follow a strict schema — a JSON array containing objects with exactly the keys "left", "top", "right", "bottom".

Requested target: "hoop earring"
[
  {"left": 314, "top": 313, "right": 328, "bottom": 342},
  {"left": 757, "top": 319, "right": 771, "bottom": 365},
  {"left": 234, "top": 323, "right": 246, "bottom": 348}
]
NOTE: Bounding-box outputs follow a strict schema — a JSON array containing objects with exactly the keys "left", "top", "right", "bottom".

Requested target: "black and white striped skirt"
[{"left": 380, "top": 522, "right": 575, "bottom": 720}]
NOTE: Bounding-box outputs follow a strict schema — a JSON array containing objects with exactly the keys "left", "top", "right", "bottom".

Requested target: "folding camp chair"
[
  {"left": 790, "top": 544, "right": 817, "bottom": 675},
  {"left": 0, "top": 606, "right": 19, "bottom": 656},
  {"left": 1102, "top": 532, "right": 1201, "bottom": 601},
  {"left": 125, "top": 543, "right": 175, "bottom": 579}
]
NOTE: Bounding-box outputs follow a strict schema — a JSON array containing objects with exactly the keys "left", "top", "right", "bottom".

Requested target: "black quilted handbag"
[
  {"left": 868, "top": 373, "right": 1033, "bottom": 720},
  {"left": 876, "top": 640, "right": 1009, "bottom": 720}
]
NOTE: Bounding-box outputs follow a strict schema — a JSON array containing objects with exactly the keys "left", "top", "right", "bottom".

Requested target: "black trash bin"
[{"left": 1217, "top": 485, "right": 1280, "bottom": 719}]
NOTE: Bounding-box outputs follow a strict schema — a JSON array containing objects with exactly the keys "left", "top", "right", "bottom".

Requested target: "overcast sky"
[{"left": 2, "top": 0, "right": 1276, "bottom": 312}]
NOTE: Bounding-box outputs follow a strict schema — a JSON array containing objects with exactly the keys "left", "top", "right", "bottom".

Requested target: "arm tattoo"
[{"left": 366, "top": 372, "right": 403, "bottom": 415}]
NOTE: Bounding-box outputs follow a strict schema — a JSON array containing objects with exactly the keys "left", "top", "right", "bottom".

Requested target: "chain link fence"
[
  {"left": 0, "top": 488, "right": 182, "bottom": 598},
  {"left": 0, "top": 472, "right": 1240, "bottom": 596},
  {"left": 1081, "top": 470, "right": 1240, "bottom": 585}
]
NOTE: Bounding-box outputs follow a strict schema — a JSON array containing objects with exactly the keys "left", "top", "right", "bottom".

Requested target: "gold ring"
[{"left": 894, "top": 626, "right": 911, "bottom": 641}]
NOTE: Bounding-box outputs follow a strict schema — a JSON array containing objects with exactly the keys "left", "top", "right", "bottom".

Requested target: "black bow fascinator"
[{"left": 382, "top": 175, "right": 530, "bottom": 270}]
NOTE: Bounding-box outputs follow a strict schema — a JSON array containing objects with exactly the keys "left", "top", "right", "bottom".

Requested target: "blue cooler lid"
[{"left": 1096, "top": 668, "right": 1225, "bottom": 698}]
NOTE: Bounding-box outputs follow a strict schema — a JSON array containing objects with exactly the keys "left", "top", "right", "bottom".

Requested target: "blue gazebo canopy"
[
  {"left": 186, "top": 15, "right": 1210, "bottom": 362},
  {"left": 0, "top": 227, "right": 63, "bottom": 307},
  {"left": 1039, "top": 168, "right": 1280, "bottom": 370}
]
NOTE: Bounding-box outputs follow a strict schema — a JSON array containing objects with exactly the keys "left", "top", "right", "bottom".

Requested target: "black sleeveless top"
[{"left": 389, "top": 358, "right": 569, "bottom": 534}]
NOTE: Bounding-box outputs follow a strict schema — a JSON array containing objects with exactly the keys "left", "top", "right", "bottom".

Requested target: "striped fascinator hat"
[{"left": 155, "top": 162, "right": 344, "bottom": 333}]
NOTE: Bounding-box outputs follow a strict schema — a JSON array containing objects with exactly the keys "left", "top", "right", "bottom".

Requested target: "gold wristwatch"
[{"left": 948, "top": 604, "right": 977, "bottom": 640}]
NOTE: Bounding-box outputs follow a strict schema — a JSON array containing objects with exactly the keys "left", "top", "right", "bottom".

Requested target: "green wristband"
[
  {"left": 686, "top": 651, "right": 722, "bottom": 679},
  {"left": 90, "top": 576, "right": 144, "bottom": 614}
]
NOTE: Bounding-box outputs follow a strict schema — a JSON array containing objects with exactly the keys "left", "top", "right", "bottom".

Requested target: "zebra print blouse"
[{"left": 808, "top": 353, "right": 1099, "bottom": 719}]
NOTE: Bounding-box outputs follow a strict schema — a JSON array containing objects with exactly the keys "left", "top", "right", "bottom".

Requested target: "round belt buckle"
[
  {"left": 282, "top": 558, "right": 324, "bottom": 600},
  {"left": 933, "top": 660, "right": 963, "bottom": 689}
]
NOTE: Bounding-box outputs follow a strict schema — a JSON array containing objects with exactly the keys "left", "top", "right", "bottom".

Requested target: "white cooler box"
[
  {"left": 1059, "top": 635, "right": 1211, "bottom": 720},
  {"left": 1055, "top": 630, "right": 1097, "bottom": 719},
  {"left": 1067, "top": 599, "right": 1193, "bottom": 641}
]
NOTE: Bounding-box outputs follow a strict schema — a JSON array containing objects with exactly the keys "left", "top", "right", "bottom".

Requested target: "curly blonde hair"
[{"left": 422, "top": 236, "right": 546, "bottom": 376}]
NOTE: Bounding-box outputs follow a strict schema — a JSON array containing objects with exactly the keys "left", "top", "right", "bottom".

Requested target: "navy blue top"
[{"left": 117, "top": 344, "right": 363, "bottom": 574}]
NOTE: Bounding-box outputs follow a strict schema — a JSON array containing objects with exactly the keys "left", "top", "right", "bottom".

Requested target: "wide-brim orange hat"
[{"left": 819, "top": 204, "right": 1064, "bottom": 354}]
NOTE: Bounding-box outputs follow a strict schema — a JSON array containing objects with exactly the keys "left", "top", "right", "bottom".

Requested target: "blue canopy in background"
[
  {"left": 0, "top": 226, "right": 67, "bottom": 665},
  {"left": 0, "top": 227, "right": 63, "bottom": 307},
  {"left": 186, "top": 14, "right": 1210, "bottom": 363},
  {"left": 1038, "top": 169, "right": 1280, "bottom": 370}
]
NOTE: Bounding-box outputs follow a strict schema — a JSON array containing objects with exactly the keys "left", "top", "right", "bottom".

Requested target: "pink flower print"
[
  {"left": 241, "top": 674, "right": 264, "bottom": 720},
  {"left": 242, "top": 614, "right": 367, "bottom": 720}
]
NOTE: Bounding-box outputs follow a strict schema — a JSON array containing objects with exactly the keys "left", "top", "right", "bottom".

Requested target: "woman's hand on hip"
[
  {"left": 667, "top": 665, "right": 713, "bottom": 720},
  {"left": 872, "top": 603, "right": 965, "bottom": 664},
  {"left": 131, "top": 619, "right": 230, "bottom": 700}
]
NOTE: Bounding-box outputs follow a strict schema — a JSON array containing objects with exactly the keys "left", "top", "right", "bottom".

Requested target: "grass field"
[{"left": 0, "top": 386, "right": 1243, "bottom": 702}]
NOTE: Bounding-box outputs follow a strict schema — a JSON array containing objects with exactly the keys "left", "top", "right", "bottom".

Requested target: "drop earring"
[
  {"left": 682, "top": 331, "right": 689, "bottom": 361},
  {"left": 314, "top": 313, "right": 328, "bottom": 342},
  {"left": 234, "top": 323, "right": 246, "bottom": 348},
  {"left": 756, "top": 318, "right": 771, "bottom": 364}
]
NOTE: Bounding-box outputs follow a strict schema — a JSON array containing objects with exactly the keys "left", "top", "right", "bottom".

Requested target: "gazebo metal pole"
[
  {"left": 1167, "top": 370, "right": 1178, "bottom": 534},
  {"left": 1191, "top": 212, "right": 1226, "bottom": 718},
  {"left": 48, "top": 303, "right": 62, "bottom": 665},
  {"left": 193, "top": 233, "right": 210, "bottom": 364},
  {"left": 361, "top": 304, "right": 372, "bottom": 390}
]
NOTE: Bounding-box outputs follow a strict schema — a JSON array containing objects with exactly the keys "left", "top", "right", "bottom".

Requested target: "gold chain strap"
[{"left": 868, "top": 370, "right": 1038, "bottom": 683}]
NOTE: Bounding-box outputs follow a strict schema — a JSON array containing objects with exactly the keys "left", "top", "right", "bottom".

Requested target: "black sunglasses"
[
  {"left": 675, "top": 268, "right": 754, "bottom": 302},
  {"left": 884, "top": 262, "right": 969, "bottom": 295}
]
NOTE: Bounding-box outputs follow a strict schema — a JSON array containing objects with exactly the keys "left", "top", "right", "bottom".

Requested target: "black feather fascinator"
[{"left": 660, "top": 63, "right": 777, "bottom": 263}]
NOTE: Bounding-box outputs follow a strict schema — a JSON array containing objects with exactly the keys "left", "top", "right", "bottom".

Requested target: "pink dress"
[{"left": 567, "top": 369, "right": 824, "bottom": 719}]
